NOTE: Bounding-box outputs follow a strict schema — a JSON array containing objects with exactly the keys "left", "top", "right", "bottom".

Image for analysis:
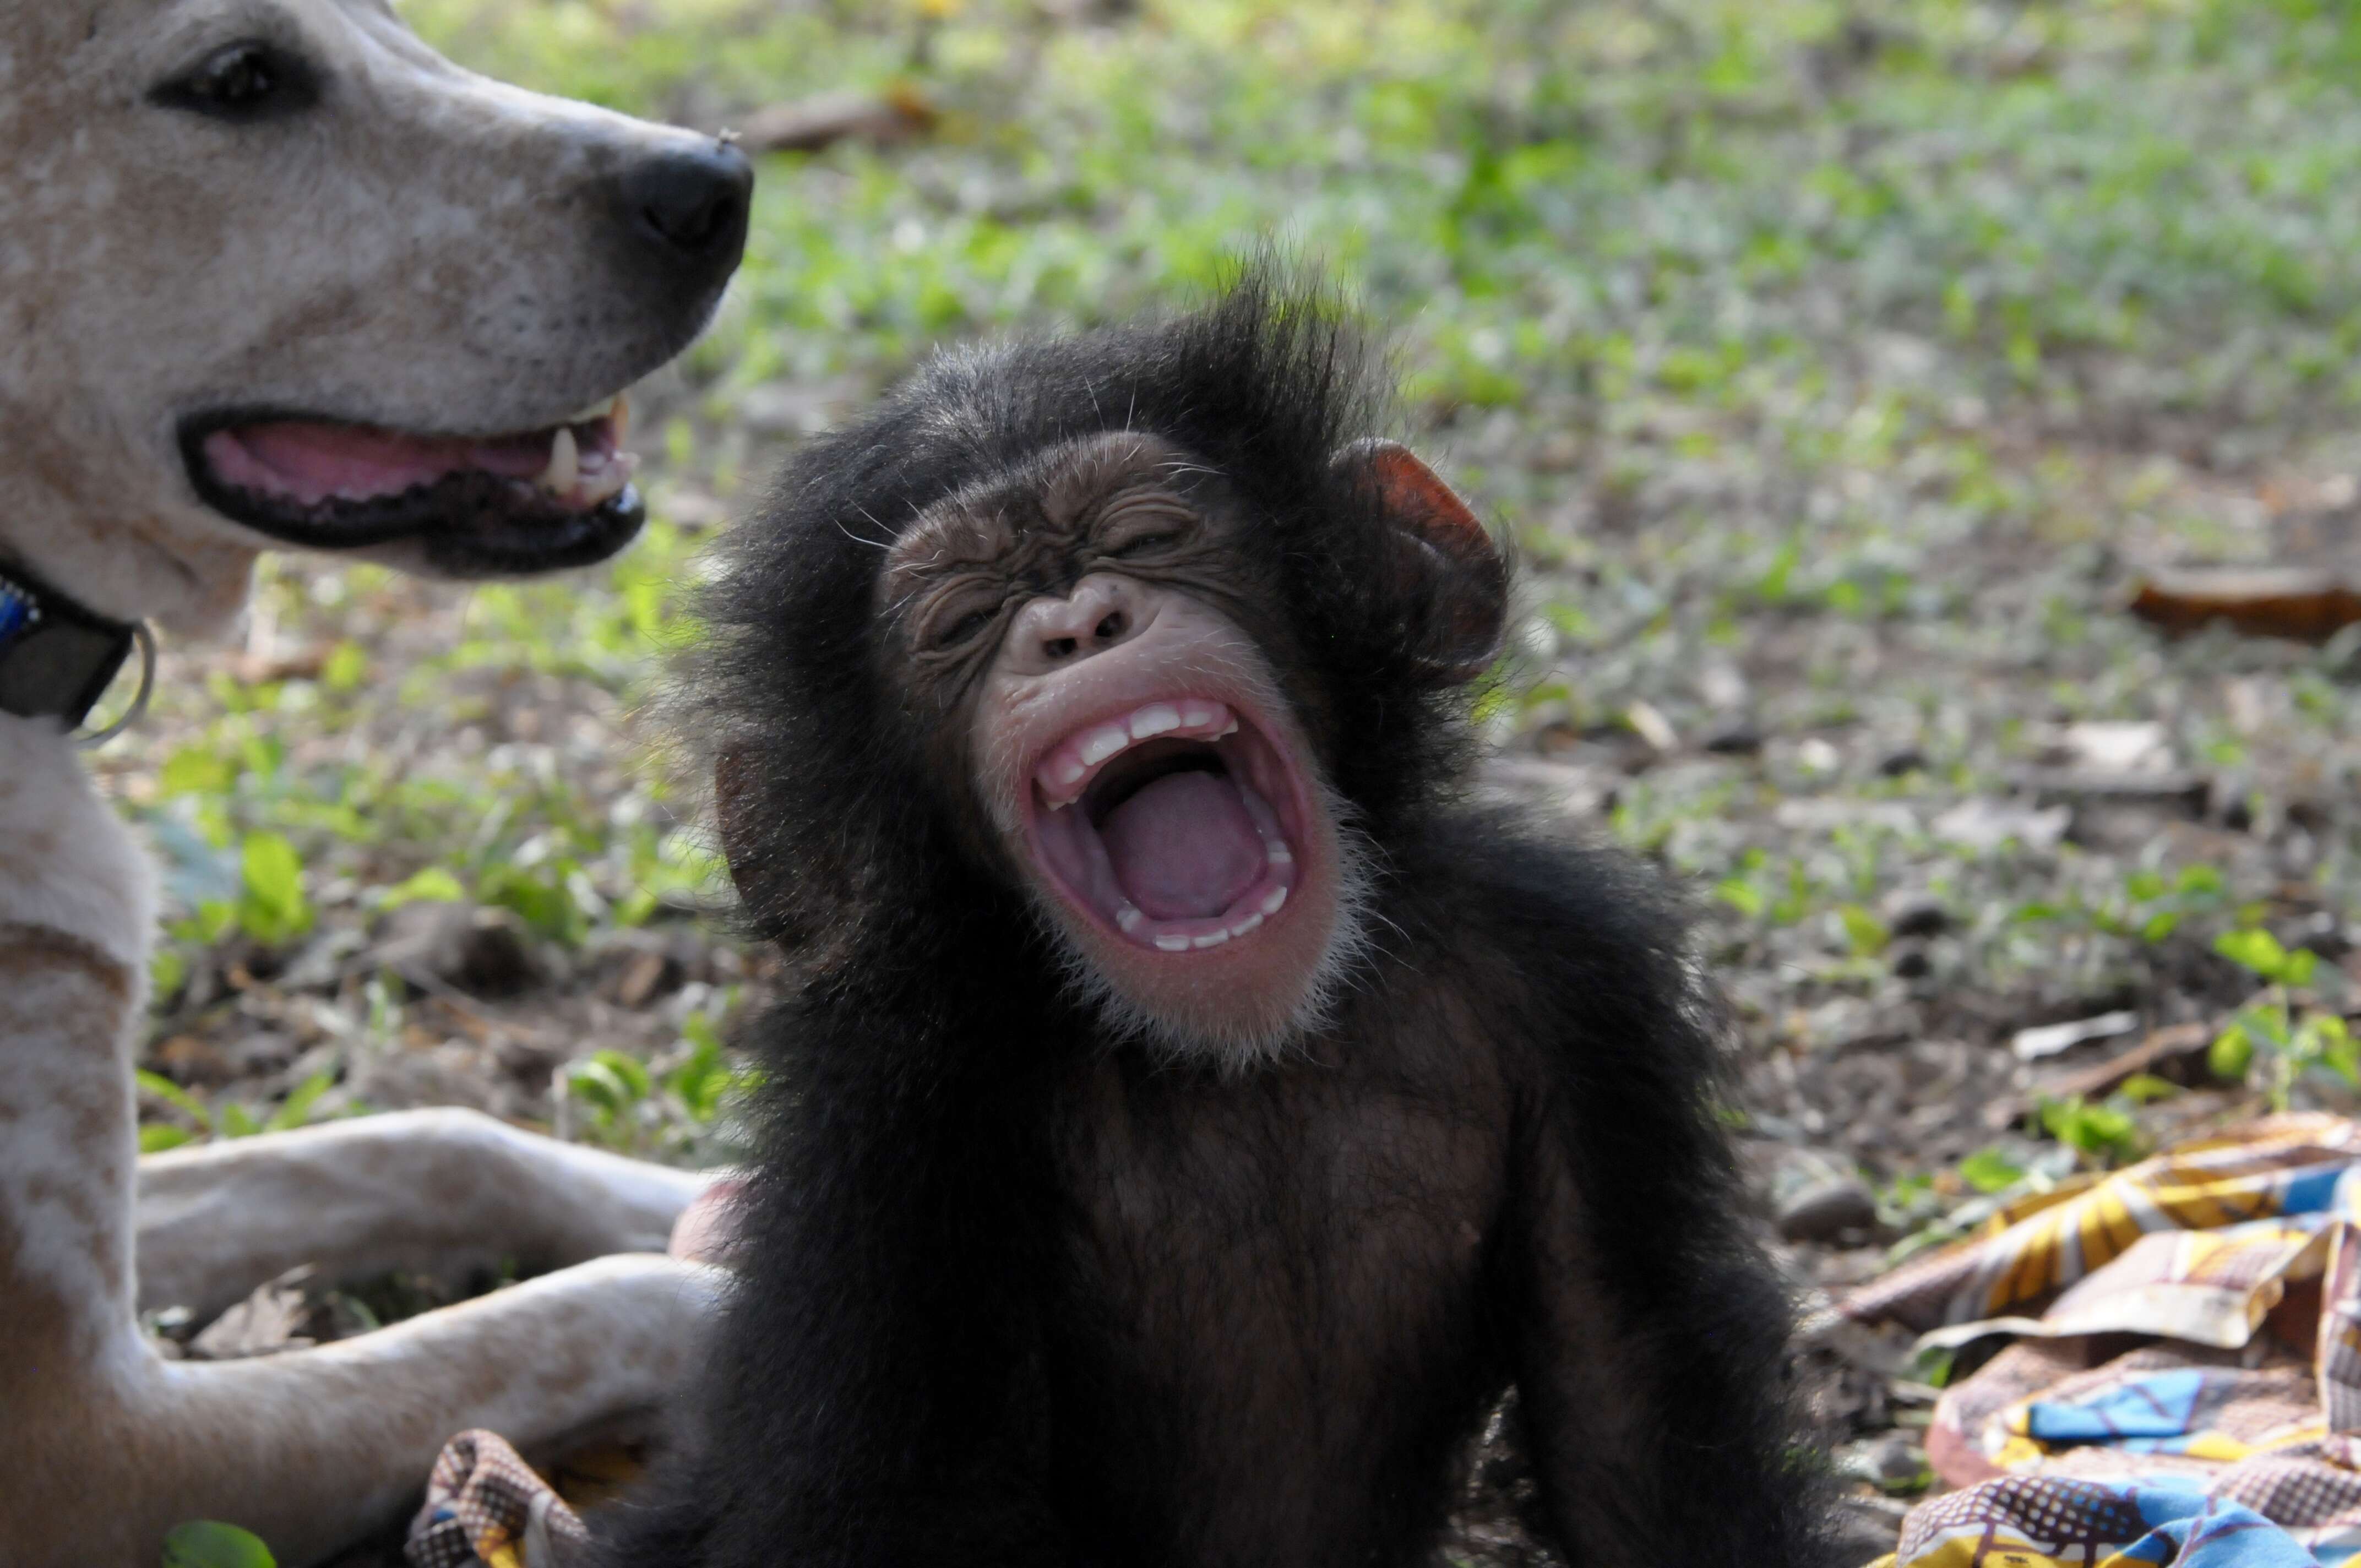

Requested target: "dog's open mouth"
[{"left": 181, "top": 396, "right": 646, "bottom": 576}]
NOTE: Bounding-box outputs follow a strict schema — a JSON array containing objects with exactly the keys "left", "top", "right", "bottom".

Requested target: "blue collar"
[{"left": 0, "top": 563, "right": 150, "bottom": 737}]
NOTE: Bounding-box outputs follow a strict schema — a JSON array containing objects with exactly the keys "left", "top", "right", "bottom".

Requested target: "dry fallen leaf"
[{"left": 2130, "top": 567, "right": 2361, "bottom": 643}]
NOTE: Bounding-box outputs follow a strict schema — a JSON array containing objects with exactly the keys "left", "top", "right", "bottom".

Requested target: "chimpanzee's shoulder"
[{"left": 1388, "top": 803, "right": 1696, "bottom": 959}]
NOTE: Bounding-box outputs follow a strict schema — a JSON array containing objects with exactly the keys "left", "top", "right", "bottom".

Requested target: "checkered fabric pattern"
[{"left": 406, "top": 1430, "right": 588, "bottom": 1568}]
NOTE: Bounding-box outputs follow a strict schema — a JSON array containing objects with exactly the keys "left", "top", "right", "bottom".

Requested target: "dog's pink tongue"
[
  {"left": 206, "top": 423, "right": 550, "bottom": 506},
  {"left": 1100, "top": 771, "right": 1264, "bottom": 921}
]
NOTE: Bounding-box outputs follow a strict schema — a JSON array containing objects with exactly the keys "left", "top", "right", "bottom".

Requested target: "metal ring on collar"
[{"left": 78, "top": 620, "right": 157, "bottom": 749}]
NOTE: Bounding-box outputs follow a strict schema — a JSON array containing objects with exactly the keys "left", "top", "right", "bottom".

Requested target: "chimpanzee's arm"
[
  {"left": 1461, "top": 833, "right": 1836, "bottom": 1568},
  {"left": 1509, "top": 1112, "right": 1832, "bottom": 1568},
  {"left": 590, "top": 1000, "right": 1070, "bottom": 1568}
]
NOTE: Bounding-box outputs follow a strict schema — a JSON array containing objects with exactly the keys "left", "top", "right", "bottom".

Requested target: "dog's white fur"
[{"left": 0, "top": 3, "right": 746, "bottom": 1562}]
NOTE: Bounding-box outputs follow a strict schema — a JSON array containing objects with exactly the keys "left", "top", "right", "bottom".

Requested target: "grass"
[{"left": 94, "top": 0, "right": 2361, "bottom": 1177}]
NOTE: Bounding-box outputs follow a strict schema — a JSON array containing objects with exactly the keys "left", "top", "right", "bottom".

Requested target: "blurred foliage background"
[{"left": 99, "top": 0, "right": 2361, "bottom": 1240}]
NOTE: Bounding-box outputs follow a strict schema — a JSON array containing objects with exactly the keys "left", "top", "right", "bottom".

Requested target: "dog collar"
[{"left": 0, "top": 563, "right": 155, "bottom": 743}]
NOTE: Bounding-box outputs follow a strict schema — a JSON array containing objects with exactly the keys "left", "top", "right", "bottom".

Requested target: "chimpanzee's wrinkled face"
[{"left": 878, "top": 432, "right": 1367, "bottom": 1068}]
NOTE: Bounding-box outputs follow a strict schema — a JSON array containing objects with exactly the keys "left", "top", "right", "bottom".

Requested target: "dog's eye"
[{"left": 151, "top": 41, "right": 320, "bottom": 123}]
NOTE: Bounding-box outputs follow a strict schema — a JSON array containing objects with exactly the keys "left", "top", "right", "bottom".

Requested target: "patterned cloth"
[
  {"left": 1844, "top": 1117, "right": 2361, "bottom": 1338},
  {"left": 1842, "top": 1116, "right": 2361, "bottom": 1567},
  {"left": 406, "top": 1430, "right": 590, "bottom": 1568}
]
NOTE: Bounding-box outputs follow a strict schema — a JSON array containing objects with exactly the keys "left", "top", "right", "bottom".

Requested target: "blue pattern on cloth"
[
  {"left": 2027, "top": 1370, "right": 2210, "bottom": 1446},
  {"left": 2117, "top": 1484, "right": 2318, "bottom": 1567}
]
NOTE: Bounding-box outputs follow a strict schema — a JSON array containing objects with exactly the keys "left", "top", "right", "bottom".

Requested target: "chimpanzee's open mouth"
[
  {"left": 1026, "top": 698, "right": 1306, "bottom": 954},
  {"left": 179, "top": 396, "right": 646, "bottom": 576}
]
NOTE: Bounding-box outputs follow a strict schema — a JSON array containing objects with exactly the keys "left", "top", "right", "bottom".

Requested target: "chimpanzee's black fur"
[{"left": 592, "top": 275, "right": 1836, "bottom": 1568}]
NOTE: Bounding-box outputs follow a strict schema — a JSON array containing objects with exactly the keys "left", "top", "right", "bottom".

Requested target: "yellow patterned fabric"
[
  {"left": 1843, "top": 1117, "right": 2361, "bottom": 1336},
  {"left": 1845, "top": 1117, "right": 2361, "bottom": 1568}
]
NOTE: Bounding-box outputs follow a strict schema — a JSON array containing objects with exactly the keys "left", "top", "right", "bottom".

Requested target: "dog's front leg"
[
  {"left": 137, "top": 1107, "right": 711, "bottom": 1322},
  {"left": 61, "top": 1254, "right": 723, "bottom": 1568}
]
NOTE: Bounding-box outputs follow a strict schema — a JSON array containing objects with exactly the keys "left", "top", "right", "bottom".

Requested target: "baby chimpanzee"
[{"left": 596, "top": 274, "right": 1834, "bottom": 1567}]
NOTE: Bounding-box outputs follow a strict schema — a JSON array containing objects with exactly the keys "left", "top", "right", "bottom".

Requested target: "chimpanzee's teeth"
[{"left": 1033, "top": 698, "right": 1242, "bottom": 808}]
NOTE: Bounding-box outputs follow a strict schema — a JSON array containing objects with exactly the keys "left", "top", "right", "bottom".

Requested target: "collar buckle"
[{"left": 0, "top": 566, "right": 156, "bottom": 744}]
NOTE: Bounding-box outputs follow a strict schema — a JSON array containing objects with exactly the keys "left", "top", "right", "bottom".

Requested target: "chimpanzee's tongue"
[{"left": 1100, "top": 770, "right": 1265, "bottom": 921}]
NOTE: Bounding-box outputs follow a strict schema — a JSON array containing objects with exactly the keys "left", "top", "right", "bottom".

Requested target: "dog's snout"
[{"left": 618, "top": 141, "right": 754, "bottom": 279}]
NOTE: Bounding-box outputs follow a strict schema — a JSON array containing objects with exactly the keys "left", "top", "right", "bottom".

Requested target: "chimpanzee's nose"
[
  {"left": 617, "top": 140, "right": 754, "bottom": 280},
  {"left": 1010, "top": 575, "right": 1154, "bottom": 674}
]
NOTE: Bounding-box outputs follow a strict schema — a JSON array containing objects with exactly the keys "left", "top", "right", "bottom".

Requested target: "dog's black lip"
[{"left": 178, "top": 409, "right": 645, "bottom": 575}]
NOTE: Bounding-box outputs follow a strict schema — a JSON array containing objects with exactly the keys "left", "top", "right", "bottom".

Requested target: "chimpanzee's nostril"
[
  {"left": 618, "top": 141, "right": 754, "bottom": 271},
  {"left": 1095, "top": 611, "right": 1128, "bottom": 643},
  {"left": 1045, "top": 637, "right": 1079, "bottom": 661}
]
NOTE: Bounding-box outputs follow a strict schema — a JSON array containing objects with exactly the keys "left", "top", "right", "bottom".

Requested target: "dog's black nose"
[{"left": 619, "top": 141, "right": 753, "bottom": 276}]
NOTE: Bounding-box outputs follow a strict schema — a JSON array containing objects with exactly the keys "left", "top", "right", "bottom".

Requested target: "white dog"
[{"left": 0, "top": 3, "right": 756, "bottom": 1562}]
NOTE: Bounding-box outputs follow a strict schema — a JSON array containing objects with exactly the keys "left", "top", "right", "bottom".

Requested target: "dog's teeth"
[
  {"left": 612, "top": 394, "right": 632, "bottom": 445},
  {"left": 542, "top": 427, "right": 579, "bottom": 493},
  {"left": 578, "top": 455, "right": 635, "bottom": 504},
  {"left": 562, "top": 394, "right": 618, "bottom": 425}
]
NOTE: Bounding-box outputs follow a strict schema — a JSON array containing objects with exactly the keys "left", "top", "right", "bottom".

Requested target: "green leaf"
[
  {"left": 162, "top": 1521, "right": 276, "bottom": 1568},
  {"left": 2282, "top": 948, "right": 2319, "bottom": 987},
  {"left": 150, "top": 948, "right": 190, "bottom": 1004},
  {"left": 2139, "top": 911, "right": 2183, "bottom": 943},
  {"left": 217, "top": 1103, "right": 262, "bottom": 1140},
  {"left": 159, "top": 747, "right": 238, "bottom": 798},
  {"left": 681, "top": 1011, "right": 724, "bottom": 1054},
  {"left": 568, "top": 1062, "right": 632, "bottom": 1118},
  {"left": 1957, "top": 1148, "right": 2025, "bottom": 1194},
  {"left": 2214, "top": 928, "right": 2291, "bottom": 982},
  {"left": 2037, "top": 1095, "right": 2139, "bottom": 1162},
  {"left": 568, "top": 1052, "right": 651, "bottom": 1123},
  {"left": 266, "top": 1072, "right": 335, "bottom": 1133},
  {"left": 136, "top": 1070, "right": 213, "bottom": 1130},
  {"left": 140, "top": 1124, "right": 198, "bottom": 1154},
  {"left": 2209, "top": 1025, "right": 2255, "bottom": 1082},
  {"left": 666, "top": 1048, "right": 730, "bottom": 1124},
  {"left": 1837, "top": 903, "right": 1889, "bottom": 957},
  {"left": 237, "top": 831, "right": 312, "bottom": 945},
  {"left": 587, "top": 1048, "right": 651, "bottom": 1100},
  {"left": 379, "top": 867, "right": 466, "bottom": 910},
  {"left": 1715, "top": 879, "right": 1765, "bottom": 918},
  {"left": 321, "top": 640, "right": 367, "bottom": 693},
  {"left": 1909, "top": 1341, "right": 1956, "bottom": 1389},
  {"left": 2116, "top": 1073, "right": 2183, "bottom": 1104}
]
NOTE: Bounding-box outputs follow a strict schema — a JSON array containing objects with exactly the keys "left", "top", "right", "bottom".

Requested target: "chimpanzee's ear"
[{"left": 1334, "top": 438, "right": 1506, "bottom": 684}]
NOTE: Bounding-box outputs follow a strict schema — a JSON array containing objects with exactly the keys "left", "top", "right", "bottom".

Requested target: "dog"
[{"left": 0, "top": 2, "right": 757, "bottom": 1562}]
